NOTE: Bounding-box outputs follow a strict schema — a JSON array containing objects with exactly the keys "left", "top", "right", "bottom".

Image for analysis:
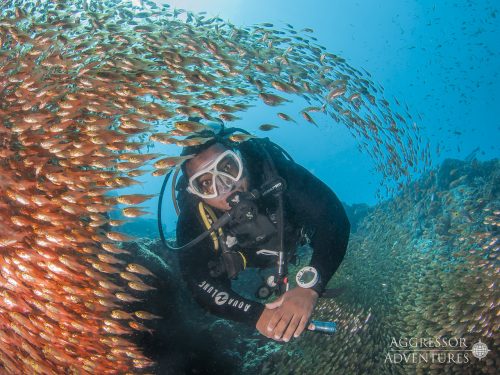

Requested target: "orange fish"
[
  {"left": 128, "top": 281, "right": 156, "bottom": 292},
  {"left": 153, "top": 155, "right": 193, "bottom": 170},
  {"left": 101, "top": 243, "right": 130, "bottom": 255},
  {"left": 126, "top": 263, "right": 155, "bottom": 278},
  {"left": 129, "top": 321, "right": 154, "bottom": 334},
  {"left": 115, "top": 293, "right": 142, "bottom": 303},
  {"left": 122, "top": 207, "right": 150, "bottom": 218},
  {"left": 120, "top": 271, "right": 144, "bottom": 283},
  {"left": 134, "top": 311, "right": 162, "bottom": 320},
  {"left": 301, "top": 111, "right": 317, "bottom": 127},
  {"left": 105, "top": 231, "right": 135, "bottom": 242},
  {"left": 116, "top": 194, "right": 156, "bottom": 205}
]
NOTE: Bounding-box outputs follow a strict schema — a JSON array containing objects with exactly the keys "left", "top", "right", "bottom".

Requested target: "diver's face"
[{"left": 185, "top": 143, "right": 248, "bottom": 211}]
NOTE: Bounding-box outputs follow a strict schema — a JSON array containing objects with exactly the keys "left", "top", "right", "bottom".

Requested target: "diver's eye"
[
  {"left": 200, "top": 178, "right": 213, "bottom": 193},
  {"left": 218, "top": 158, "right": 238, "bottom": 177}
]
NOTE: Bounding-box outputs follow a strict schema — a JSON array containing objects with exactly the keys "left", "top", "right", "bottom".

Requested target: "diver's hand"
[
  {"left": 256, "top": 307, "right": 277, "bottom": 339},
  {"left": 265, "top": 287, "right": 318, "bottom": 342}
]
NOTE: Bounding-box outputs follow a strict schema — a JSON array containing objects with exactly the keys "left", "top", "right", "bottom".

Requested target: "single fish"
[
  {"left": 105, "top": 231, "right": 135, "bottom": 242},
  {"left": 111, "top": 310, "right": 134, "bottom": 320},
  {"left": 152, "top": 168, "right": 171, "bottom": 177},
  {"left": 150, "top": 133, "right": 176, "bottom": 144},
  {"left": 122, "top": 207, "right": 150, "bottom": 218},
  {"left": 277, "top": 112, "right": 297, "bottom": 123},
  {"left": 211, "top": 103, "right": 238, "bottom": 113},
  {"left": 101, "top": 243, "right": 130, "bottom": 255},
  {"left": 153, "top": 155, "right": 194, "bottom": 170},
  {"left": 126, "top": 263, "right": 156, "bottom": 278},
  {"left": 301, "top": 111, "right": 317, "bottom": 127},
  {"left": 228, "top": 133, "right": 257, "bottom": 143},
  {"left": 91, "top": 261, "right": 121, "bottom": 274},
  {"left": 174, "top": 121, "right": 210, "bottom": 133},
  {"left": 327, "top": 86, "right": 346, "bottom": 101},
  {"left": 116, "top": 194, "right": 156, "bottom": 205},
  {"left": 97, "top": 253, "right": 125, "bottom": 265},
  {"left": 218, "top": 113, "right": 241, "bottom": 122},
  {"left": 271, "top": 80, "right": 296, "bottom": 93},
  {"left": 128, "top": 281, "right": 156, "bottom": 292},
  {"left": 129, "top": 321, "right": 154, "bottom": 334},
  {"left": 259, "top": 92, "right": 290, "bottom": 106},
  {"left": 127, "top": 169, "right": 150, "bottom": 177},
  {"left": 134, "top": 311, "right": 162, "bottom": 320},
  {"left": 120, "top": 271, "right": 144, "bottom": 283},
  {"left": 115, "top": 293, "right": 143, "bottom": 303},
  {"left": 259, "top": 124, "right": 279, "bottom": 131}
]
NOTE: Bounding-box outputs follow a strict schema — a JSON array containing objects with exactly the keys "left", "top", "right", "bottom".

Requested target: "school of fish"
[{"left": 0, "top": 0, "right": 431, "bottom": 373}]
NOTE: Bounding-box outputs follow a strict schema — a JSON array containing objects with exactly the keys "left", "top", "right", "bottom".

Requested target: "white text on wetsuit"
[{"left": 198, "top": 281, "right": 251, "bottom": 312}]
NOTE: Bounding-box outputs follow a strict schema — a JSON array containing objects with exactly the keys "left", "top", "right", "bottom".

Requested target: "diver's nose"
[{"left": 215, "top": 175, "right": 235, "bottom": 194}]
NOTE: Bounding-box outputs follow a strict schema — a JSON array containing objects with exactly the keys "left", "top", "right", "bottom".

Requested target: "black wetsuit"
[{"left": 177, "top": 141, "right": 350, "bottom": 326}]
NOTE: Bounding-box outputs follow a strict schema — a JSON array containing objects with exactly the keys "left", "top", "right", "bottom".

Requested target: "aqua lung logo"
[
  {"left": 214, "top": 292, "right": 229, "bottom": 305},
  {"left": 198, "top": 281, "right": 251, "bottom": 312}
]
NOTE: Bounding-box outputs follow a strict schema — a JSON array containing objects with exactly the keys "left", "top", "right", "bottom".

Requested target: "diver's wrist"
[
  {"left": 310, "top": 281, "right": 324, "bottom": 297},
  {"left": 300, "top": 287, "right": 319, "bottom": 298}
]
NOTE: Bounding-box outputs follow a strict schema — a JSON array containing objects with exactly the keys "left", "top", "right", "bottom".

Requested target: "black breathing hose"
[{"left": 157, "top": 169, "right": 172, "bottom": 249}]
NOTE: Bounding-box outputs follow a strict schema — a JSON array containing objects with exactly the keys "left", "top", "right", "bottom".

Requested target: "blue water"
[{"left": 124, "top": 0, "right": 499, "bottom": 234}]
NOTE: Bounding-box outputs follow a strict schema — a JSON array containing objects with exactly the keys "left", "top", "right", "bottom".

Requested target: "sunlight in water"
[{"left": 159, "top": 0, "right": 242, "bottom": 17}]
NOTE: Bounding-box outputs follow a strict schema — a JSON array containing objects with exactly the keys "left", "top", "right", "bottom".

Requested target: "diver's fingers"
[
  {"left": 282, "top": 314, "right": 301, "bottom": 342},
  {"left": 273, "top": 313, "right": 293, "bottom": 340},
  {"left": 294, "top": 316, "right": 309, "bottom": 338},
  {"left": 267, "top": 309, "right": 284, "bottom": 333}
]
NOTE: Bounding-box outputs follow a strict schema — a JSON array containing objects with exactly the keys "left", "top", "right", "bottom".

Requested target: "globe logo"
[{"left": 471, "top": 340, "right": 490, "bottom": 360}]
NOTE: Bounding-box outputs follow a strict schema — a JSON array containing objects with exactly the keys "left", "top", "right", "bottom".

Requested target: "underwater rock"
[
  {"left": 130, "top": 238, "right": 269, "bottom": 374},
  {"left": 119, "top": 218, "right": 159, "bottom": 239}
]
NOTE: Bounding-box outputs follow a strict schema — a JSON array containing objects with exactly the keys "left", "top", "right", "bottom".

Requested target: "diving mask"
[{"left": 187, "top": 150, "right": 243, "bottom": 199}]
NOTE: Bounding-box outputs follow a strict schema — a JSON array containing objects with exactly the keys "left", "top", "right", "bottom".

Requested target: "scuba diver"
[{"left": 158, "top": 119, "right": 350, "bottom": 342}]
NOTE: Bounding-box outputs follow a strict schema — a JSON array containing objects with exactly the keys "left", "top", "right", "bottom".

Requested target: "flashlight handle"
[{"left": 309, "top": 320, "right": 337, "bottom": 334}]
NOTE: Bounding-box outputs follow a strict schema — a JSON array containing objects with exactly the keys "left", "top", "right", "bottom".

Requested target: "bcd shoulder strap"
[{"left": 197, "top": 202, "right": 222, "bottom": 253}]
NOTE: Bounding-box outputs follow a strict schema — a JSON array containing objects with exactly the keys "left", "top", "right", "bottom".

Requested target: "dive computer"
[{"left": 296, "top": 266, "right": 320, "bottom": 289}]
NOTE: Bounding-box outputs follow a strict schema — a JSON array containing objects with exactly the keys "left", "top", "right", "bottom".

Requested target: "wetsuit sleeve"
[
  {"left": 177, "top": 207, "right": 265, "bottom": 325},
  {"left": 282, "top": 163, "right": 351, "bottom": 294}
]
